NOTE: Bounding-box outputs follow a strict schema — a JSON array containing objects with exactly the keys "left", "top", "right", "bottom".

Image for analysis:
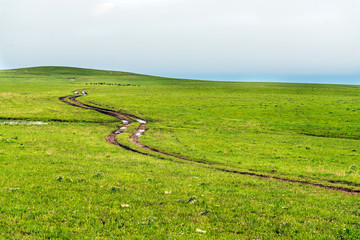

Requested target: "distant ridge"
[{"left": 1, "top": 66, "right": 359, "bottom": 85}]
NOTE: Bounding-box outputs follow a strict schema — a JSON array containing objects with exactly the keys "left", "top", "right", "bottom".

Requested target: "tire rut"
[{"left": 59, "top": 94, "right": 360, "bottom": 194}]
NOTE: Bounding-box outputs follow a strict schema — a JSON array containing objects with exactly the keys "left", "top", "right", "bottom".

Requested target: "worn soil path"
[{"left": 59, "top": 94, "right": 360, "bottom": 194}]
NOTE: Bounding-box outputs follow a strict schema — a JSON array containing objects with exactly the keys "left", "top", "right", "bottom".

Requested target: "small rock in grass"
[
  {"left": 196, "top": 228, "right": 206, "bottom": 234},
  {"left": 121, "top": 204, "right": 129, "bottom": 208},
  {"left": 9, "top": 188, "right": 19, "bottom": 192},
  {"left": 165, "top": 191, "right": 172, "bottom": 194}
]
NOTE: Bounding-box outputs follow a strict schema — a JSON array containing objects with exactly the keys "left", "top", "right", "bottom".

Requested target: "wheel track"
[{"left": 59, "top": 94, "right": 360, "bottom": 194}]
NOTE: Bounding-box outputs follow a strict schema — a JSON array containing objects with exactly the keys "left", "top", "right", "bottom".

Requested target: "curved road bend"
[{"left": 59, "top": 94, "right": 360, "bottom": 194}]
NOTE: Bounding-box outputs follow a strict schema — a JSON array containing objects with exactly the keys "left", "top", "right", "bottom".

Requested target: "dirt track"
[{"left": 59, "top": 94, "right": 360, "bottom": 194}]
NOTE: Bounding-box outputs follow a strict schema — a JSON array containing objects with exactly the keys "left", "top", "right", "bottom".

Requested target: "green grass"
[{"left": 0, "top": 66, "right": 359, "bottom": 239}]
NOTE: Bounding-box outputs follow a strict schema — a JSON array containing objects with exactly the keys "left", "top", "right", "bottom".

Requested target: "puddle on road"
[{"left": 137, "top": 119, "right": 147, "bottom": 124}]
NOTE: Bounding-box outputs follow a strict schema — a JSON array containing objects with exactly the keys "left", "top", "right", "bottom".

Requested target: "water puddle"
[
  {"left": 0, "top": 121, "right": 49, "bottom": 126},
  {"left": 137, "top": 119, "right": 147, "bottom": 124}
]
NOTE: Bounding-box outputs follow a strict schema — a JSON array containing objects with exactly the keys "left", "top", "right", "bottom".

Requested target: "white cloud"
[{"left": 93, "top": 2, "right": 116, "bottom": 17}]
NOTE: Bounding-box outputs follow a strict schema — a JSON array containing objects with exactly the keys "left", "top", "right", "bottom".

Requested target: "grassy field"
[{"left": 0, "top": 66, "right": 359, "bottom": 239}]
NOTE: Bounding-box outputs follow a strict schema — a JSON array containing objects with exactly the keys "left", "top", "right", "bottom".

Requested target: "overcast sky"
[{"left": 1, "top": 0, "right": 359, "bottom": 81}]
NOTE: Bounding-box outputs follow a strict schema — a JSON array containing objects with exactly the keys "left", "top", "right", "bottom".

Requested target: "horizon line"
[{"left": 1, "top": 65, "right": 359, "bottom": 86}]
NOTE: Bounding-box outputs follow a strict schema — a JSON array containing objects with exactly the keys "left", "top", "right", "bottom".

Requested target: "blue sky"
[{"left": 1, "top": 0, "right": 359, "bottom": 83}]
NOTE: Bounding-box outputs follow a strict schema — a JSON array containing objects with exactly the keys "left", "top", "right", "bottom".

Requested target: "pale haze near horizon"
[{"left": 0, "top": 0, "right": 359, "bottom": 83}]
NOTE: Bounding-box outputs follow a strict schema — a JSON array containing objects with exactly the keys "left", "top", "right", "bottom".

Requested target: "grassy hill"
[{"left": 0, "top": 67, "right": 359, "bottom": 239}]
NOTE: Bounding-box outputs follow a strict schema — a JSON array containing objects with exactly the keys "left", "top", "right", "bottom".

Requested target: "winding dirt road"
[{"left": 59, "top": 94, "right": 360, "bottom": 194}]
